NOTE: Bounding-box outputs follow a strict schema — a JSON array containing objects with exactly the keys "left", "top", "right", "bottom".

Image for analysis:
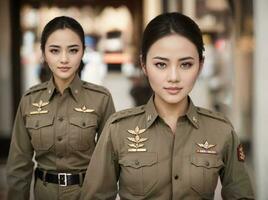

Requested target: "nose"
[
  {"left": 168, "top": 65, "right": 180, "bottom": 83},
  {"left": 60, "top": 51, "right": 69, "bottom": 63}
]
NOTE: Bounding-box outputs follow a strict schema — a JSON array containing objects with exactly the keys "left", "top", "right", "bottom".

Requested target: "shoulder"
[
  {"left": 81, "top": 81, "right": 111, "bottom": 96},
  {"left": 109, "top": 106, "right": 145, "bottom": 124},
  {"left": 196, "top": 107, "right": 233, "bottom": 128},
  {"left": 24, "top": 82, "right": 48, "bottom": 96}
]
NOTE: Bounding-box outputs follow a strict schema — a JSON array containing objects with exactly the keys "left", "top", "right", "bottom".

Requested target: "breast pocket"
[
  {"left": 69, "top": 117, "right": 97, "bottom": 151},
  {"left": 119, "top": 152, "right": 158, "bottom": 196},
  {"left": 26, "top": 116, "right": 54, "bottom": 150},
  {"left": 190, "top": 154, "right": 224, "bottom": 199}
]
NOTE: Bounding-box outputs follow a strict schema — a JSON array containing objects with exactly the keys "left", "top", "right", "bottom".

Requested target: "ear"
[
  {"left": 140, "top": 55, "right": 147, "bottom": 76},
  {"left": 198, "top": 57, "right": 205, "bottom": 75}
]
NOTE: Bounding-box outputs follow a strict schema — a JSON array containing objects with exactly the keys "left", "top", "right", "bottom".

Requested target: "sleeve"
[
  {"left": 81, "top": 120, "right": 119, "bottom": 200},
  {"left": 6, "top": 98, "right": 35, "bottom": 200},
  {"left": 97, "top": 92, "right": 115, "bottom": 140},
  {"left": 220, "top": 130, "right": 255, "bottom": 199}
]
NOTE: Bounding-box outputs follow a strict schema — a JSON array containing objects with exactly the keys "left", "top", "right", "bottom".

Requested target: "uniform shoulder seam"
[
  {"left": 82, "top": 81, "right": 110, "bottom": 96},
  {"left": 110, "top": 106, "right": 145, "bottom": 123},
  {"left": 24, "top": 82, "right": 48, "bottom": 96},
  {"left": 197, "top": 107, "right": 233, "bottom": 127}
]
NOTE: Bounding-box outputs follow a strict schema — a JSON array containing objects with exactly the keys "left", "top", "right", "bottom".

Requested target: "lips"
[
  {"left": 58, "top": 66, "right": 71, "bottom": 72},
  {"left": 164, "top": 86, "right": 182, "bottom": 95}
]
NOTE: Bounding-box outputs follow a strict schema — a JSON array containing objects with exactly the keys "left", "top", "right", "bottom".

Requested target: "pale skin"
[
  {"left": 43, "top": 28, "right": 84, "bottom": 94},
  {"left": 142, "top": 34, "right": 204, "bottom": 133}
]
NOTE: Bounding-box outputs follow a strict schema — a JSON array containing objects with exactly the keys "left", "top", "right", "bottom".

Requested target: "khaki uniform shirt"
[
  {"left": 6, "top": 75, "right": 115, "bottom": 200},
  {"left": 81, "top": 96, "right": 254, "bottom": 200}
]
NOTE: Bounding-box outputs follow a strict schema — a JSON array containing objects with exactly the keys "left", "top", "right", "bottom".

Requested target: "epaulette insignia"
[
  {"left": 196, "top": 107, "right": 231, "bottom": 125},
  {"left": 110, "top": 106, "right": 145, "bottom": 123},
  {"left": 25, "top": 82, "right": 48, "bottom": 96},
  {"left": 82, "top": 82, "right": 110, "bottom": 96}
]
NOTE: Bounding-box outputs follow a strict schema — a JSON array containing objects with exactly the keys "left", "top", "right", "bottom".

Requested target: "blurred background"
[{"left": 0, "top": 0, "right": 267, "bottom": 199}]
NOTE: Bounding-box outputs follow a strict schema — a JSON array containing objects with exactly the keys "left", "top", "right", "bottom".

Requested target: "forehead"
[
  {"left": 148, "top": 34, "right": 198, "bottom": 57},
  {"left": 45, "top": 28, "right": 82, "bottom": 46}
]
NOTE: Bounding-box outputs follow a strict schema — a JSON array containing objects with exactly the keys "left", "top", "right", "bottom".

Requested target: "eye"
[
  {"left": 155, "top": 62, "right": 167, "bottom": 69},
  {"left": 69, "top": 48, "right": 79, "bottom": 54},
  {"left": 49, "top": 49, "right": 59, "bottom": 54},
  {"left": 180, "top": 62, "right": 193, "bottom": 69}
]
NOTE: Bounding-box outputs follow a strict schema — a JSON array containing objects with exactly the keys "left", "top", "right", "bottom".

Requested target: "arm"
[
  {"left": 6, "top": 99, "right": 34, "bottom": 200},
  {"left": 97, "top": 92, "right": 115, "bottom": 140},
  {"left": 81, "top": 120, "right": 119, "bottom": 200},
  {"left": 220, "top": 130, "right": 254, "bottom": 199}
]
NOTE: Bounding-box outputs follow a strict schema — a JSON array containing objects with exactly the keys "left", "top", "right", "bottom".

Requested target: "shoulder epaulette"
[
  {"left": 24, "top": 82, "right": 48, "bottom": 96},
  {"left": 81, "top": 81, "right": 110, "bottom": 96},
  {"left": 196, "top": 107, "right": 233, "bottom": 127},
  {"left": 110, "top": 106, "right": 145, "bottom": 123}
]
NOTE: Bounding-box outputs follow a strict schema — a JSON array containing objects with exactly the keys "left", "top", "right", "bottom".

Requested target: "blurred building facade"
[{"left": 0, "top": 0, "right": 267, "bottom": 199}]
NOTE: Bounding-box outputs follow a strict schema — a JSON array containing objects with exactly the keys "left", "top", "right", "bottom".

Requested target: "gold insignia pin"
[
  {"left": 30, "top": 100, "right": 49, "bottom": 115},
  {"left": 196, "top": 140, "right": 217, "bottom": 154},
  {"left": 127, "top": 126, "right": 148, "bottom": 152},
  {"left": 74, "top": 105, "right": 94, "bottom": 113}
]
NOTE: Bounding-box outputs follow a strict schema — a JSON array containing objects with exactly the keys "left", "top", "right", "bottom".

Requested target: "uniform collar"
[
  {"left": 44, "top": 74, "right": 82, "bottom": 102},
  {"left": 185, "top": 98, "right": 199, "bottom": 129},
  {"left": 144, "top": 95, "right": 200, "bottom": 129},
  {"left": 144, "top": 96, "right": 159, "bottom": 129},
  {"left": 68, "top": 74, "right": 83, "bottom": 102}
]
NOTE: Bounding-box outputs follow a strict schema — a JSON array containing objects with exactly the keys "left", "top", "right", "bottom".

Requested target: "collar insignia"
[
  {"left": 30, "top": 100, "right": 49, "bottom": 115},
  {"left": 74, "top": 105, "right": 94, "bottom": 113},
  {"left": 127, "top": 126, "right": 148, "bottom": 152},
  {"left": 196, "top": 140, "right": 217, "bottom": 154}
]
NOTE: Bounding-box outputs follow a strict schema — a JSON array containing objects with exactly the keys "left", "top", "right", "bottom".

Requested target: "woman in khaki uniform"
[
  {"left": 6, "top": 16, "right": 115, "bottom": 200},
  {"left": 81, "top": 12, "right": 254, "bottom": 199}
]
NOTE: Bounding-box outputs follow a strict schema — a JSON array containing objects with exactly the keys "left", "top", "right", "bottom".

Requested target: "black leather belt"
[{"left": 35, "top": 168, "right": 86, "bottom": 186}]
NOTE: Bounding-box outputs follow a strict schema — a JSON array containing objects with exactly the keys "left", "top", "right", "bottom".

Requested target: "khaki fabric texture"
[
  {"left": 81, "top": 96, "right": 254, "bottom": 200},
  {"left": 6, "top": 75, "right": 115, "bottom": 200}
]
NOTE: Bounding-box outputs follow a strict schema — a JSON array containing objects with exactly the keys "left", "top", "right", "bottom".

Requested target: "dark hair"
[
  {"left": 40, "top": 16, "right": 85, "bottom": 52},
  {"left": 141, "top": 12, "right": 204, "bottom": 62}
]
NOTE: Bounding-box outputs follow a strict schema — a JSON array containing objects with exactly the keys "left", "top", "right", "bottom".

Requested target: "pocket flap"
[
  {"left": 69, "top": 117, "right": 97, "bottom": 128},
  {"left": 191, "top": 155, "right": 223, "bottom": 169},
  {"left": 119, "top": 153, "right": 157, "bottom": 169},
  {"left": 26, "top": 116, "right": 54, "bottom": 129}
]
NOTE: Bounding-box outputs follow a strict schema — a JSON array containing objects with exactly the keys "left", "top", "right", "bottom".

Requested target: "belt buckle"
[{"left": 58, "top": 173, "right": 70, "bottom": 186}]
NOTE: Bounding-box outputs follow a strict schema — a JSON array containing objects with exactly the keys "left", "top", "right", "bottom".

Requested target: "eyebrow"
[
  {"left": 48, "top": 44, "right": 80, "bottom": 48},
  {"left": 152, "top": 56, "right": 195, "bottom": 61}
]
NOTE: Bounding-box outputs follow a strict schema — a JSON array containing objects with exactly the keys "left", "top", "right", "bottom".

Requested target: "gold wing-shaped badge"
[
  {"left": 30, "top": 100, "right": 49, "bottom": 115},
  {"left": 74, "top": 105, "right": 94, "bottom": 113},
  {"left": 196, "top": 140, "right": 217, "bottom": 154},
  {"left": 197, "top": 141, "right": 216, "bottom": 149},
  {"left": 127, "top": 126, "right": 148, "bottom": 152}
]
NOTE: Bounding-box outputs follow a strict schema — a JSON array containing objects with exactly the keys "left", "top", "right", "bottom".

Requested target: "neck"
[
  {"left": 154, "top": 96, "right": 189, "bottom": 133},
  {"left": 53, "top": 74, "right": 75, "bottom": 94},
  {"left": 154, "top": 96, "right": 189, "bottom": 119}
]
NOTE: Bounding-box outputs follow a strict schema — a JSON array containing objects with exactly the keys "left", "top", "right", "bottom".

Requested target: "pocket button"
[{"left": 135, "top": 160, "right": 140, "bottom": 166}]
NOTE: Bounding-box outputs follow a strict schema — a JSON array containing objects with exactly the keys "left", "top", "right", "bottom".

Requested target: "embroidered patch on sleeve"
[{"left": 237, "top": 144, "right": 246, "bottom": 162}]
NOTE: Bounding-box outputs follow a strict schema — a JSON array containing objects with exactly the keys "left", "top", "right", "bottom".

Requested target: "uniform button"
[
  {"left": 35, "top": 121, "right": 39, "bottom": 128},
  {"left": 57, "top": 154, "right": 63, "bottom": 159},
  {"left": 174, "top": 175, "right": 179, "bottom": 180},
  {"left": 135, "top": 160, "right": 140, "bottom": 166},
  {"left": 58, "top": 117, "right": 64, "bottom": 122},
  {"left": 57, "top": 136, "right": 62, "bottom": 141},
  {"left": 82, "top": 122, "right": 86, "bottom": 127},
  {"left": 205, "top": 161, "right": 210, "bottom": 166}
]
